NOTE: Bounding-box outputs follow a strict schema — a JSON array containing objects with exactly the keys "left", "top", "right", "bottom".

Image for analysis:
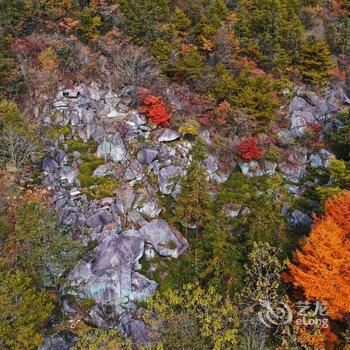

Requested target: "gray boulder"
[
  {"left": 53, "top": 100, "right": 68, "bottom": 109},
  {"left": 289, "top": 110, "right": 314, "bottom": 137},
  {"left": 137, "top": 148, "right": 158, "bottom": 164},
  {"left": 128, "top": 319, "right": 151, "bottom": 345},
  {"left": 93, "top": 163, "right": 114, "bottom": 177},
  {"left": 69, "top": 231, "right": 146, "bottom": 305},
  {"left": 309, "top": 153, "right": 323, "bottom": 168},
  {"left": 124, "top": 160, "right": 143, "bottom": 181},
  {"left": 59, "top": 167, "right": 77, "bottom": 184},
  {"left": 92, "top": 230, "right": 144, "bottom": 275},
  {"left": 86, "top": 210, "right": 114, "bottom": 228},
  {"left": 43, "top": 157, "right": 59, "bottom": 172},
  {"left": 203, "top": 155, "right": 218, "bottom": 175},
  {"left": 291, "top": 210, "right": 313, "bottom": 227},
  {"left": 125, "top": 111, "right": 147, "bottom": 131},
  {"left": 130, "top": 272, "right": 158, "bottom": 301},
  {"left": 157, "top": 129, "right": 180, "bottom": 142},
  {"left": 97, "top": 134, "right": 126, "bottom": 162},
  {"left": 115, "top": 184, "right": 136, "bottom": 213},
  {"left": 158, "top": 165, "right": 183, "bottom": 194},
  {"left": 139, "top": 200, "right": 162, "bottom": 219},
  {"left": 81, "top": 109, "right": 95, "bottom": 124},
  {"left": 289, "top": 96, "right": 310, "bottom": 112},
  {"left": 309, "top": 149, "right": 334, "bottom": 168},
  {"left": 280, "top": 147, "right": 307, "bottom": 183},
  {"left": 335, "top": 87, "right": 350, "bottom": 105},
  {"left": 88, "top": 82, "right": 101, "bottom": 101},
  {"left": 139, "top": 219, "right": 188, "bottom": 258},
  {"left": 239, "top": 161, "right": 264, "bottom": 177}
]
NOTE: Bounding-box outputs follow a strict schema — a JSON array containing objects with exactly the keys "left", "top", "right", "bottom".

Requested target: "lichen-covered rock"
[
  {"left": 97, "top": 134, "right": 126, "bottom": 162},
  {"left": 139, "top": 219, "right": 188, "bottom": 258},
  {"left": 69, "top": 230, "right": 150, "bottom": 305},
  {"left": 158, "top": 165, "right": 183, "bottom": 194}
]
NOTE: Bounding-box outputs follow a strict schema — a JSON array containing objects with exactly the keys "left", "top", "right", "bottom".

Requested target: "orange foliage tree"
[{"left": 287, "top": 192, "right": 350, "bottom": 320}]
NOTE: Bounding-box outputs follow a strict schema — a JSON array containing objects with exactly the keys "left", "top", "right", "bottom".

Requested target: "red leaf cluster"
[
  {"left": 237, "top": 138, "right": 263, "bottom": 161},
  {"left": 141, "top": 95, "right": 171, "bottom": 126}
]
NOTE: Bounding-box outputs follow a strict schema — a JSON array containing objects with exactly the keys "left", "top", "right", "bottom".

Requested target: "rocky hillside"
[
  {"left": 33, "top": 81, "right": 349, "bottom": 348},
  {"left": 1, "top": 1, "right": 350, "bottom": 349}
]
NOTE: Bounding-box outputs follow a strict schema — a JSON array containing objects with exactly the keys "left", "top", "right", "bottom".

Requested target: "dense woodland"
[{"left": 0, "top": 0, "right": 350, "bottom": 349}]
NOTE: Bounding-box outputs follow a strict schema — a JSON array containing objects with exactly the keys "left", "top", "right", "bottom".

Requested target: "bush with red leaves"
[
  {"left": 141, "top": 95, "right": 171, "bottom": 126},
  {"left": 237, "top": 138, "right": 263, "bottom": 161}
]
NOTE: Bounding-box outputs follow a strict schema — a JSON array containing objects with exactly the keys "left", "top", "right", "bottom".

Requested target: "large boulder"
[
  {"left": 113, "top": 184, "right": 136, "bottom": 217},
  {"left": 309, "top": 149, "right": 334, "bottom": 168},
  {"left": 289, "top": 110, "right": 314, "bottom": 137},
  {"left": 291, "top": 210, "right": 313, "bottom": 227},
  {"left": 124, "top": 160, "right": 143, "bottom": 181},
  {"left": 97, "top": 134, "right": 126, "bottom": 163},
  {"left": 139, "top": 219, "right": 188, "bottom": 258},
  {"left": 69, "top": 230, "right": 147, "bottom": 305},
  {"left": 43, "top": 157, "right": 59, "bottom": 172},
  {"left": 92, "top": 230, "right": 144, "bottom": 275}
]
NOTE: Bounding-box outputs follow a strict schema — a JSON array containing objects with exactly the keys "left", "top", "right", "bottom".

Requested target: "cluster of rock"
[
  {"left": 239, "top": 87, "right": 350, "bottom": 189},
  {"left": 40, "top": 82, "right": 349, "bottom": 346},
  {"left": 42, "top": 82, "right": 233, "bottom": 343}
]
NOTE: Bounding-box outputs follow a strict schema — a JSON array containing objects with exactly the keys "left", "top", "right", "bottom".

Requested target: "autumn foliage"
[
  {"left": 237, "top": 138, "right": 263, "bottom": 161},
  {"left": 141, "top": 94, "right": 171, "bottom": 126},
  {"left": 287, "top": 192, "right": 350, "bottom": 320}
]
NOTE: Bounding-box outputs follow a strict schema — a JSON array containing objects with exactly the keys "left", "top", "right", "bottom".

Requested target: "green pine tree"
[
  {"left": 173, "top": 162, "right": 213, "bottom": 229},
  {"left": 299, "top": 38, "right": 335, "bottom": 84},
  {"left": 119, "top": 0, "right": 170, "bottom": 43}
]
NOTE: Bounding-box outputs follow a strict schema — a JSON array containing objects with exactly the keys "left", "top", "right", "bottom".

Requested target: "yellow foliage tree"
[{"left": 144, "top": 283, "right": 239, "bottom": 350}]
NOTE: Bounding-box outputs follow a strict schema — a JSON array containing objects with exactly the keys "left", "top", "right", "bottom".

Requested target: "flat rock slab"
[
  {"left": 157, "top": 129, "right": 180, "bottom": 142},
  {"left": 139, "top": 219, "right": 188, "bottom": 258}
]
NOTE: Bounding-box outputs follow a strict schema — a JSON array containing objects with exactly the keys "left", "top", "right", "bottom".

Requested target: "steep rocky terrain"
[{"left": 37, "top": 81, "right": 349, "bottom": 347}]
